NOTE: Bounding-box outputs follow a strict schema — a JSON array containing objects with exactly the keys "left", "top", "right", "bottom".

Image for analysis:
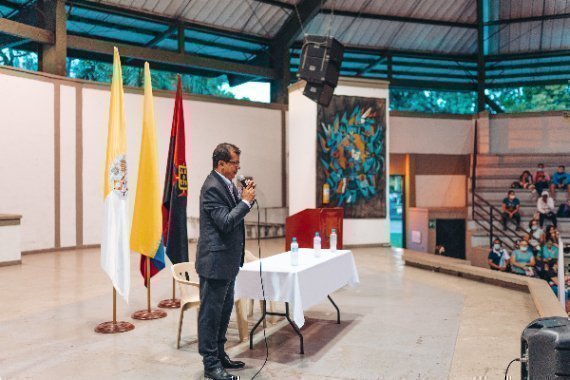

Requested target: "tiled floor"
[{"left": 0, "top": 239, "right": 536, "bottom": 379}]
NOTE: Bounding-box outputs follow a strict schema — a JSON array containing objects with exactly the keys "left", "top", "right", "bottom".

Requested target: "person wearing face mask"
[
  {"left": 526, "top": 219, "right": 545, "bottom": 254},
  {"left": 538, "top": 240, "right": 559, "bottom": 274},
  {"left": 501, "top": 190, "right": 521, "bottom": 231},
  {"left": 510, "top": 240, "right": 536, "bottom": 276},
  {"left": 488, "top": 239, "right": 509, "bottom": 272},
  {"left": 537, "top": 190, "right": 557, "bottom": 228}
]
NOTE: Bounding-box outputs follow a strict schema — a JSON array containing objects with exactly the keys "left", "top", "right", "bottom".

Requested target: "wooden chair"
[{"left": 172, "top": 262, "right": 200, "bottom": 349}]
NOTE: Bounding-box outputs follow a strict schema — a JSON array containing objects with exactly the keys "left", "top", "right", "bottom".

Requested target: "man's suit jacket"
[{"left": 195, "top": 170, "right": 250, "bottom": 280}]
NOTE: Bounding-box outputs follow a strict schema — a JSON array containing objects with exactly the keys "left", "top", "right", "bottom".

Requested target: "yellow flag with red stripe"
[{"left": 130, "top": 62, "right": 165, "bottom": 285}]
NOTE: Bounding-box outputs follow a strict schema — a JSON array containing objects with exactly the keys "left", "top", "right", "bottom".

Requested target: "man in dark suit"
[{"left": 196, "top": 143, "right": 255, "bottom": 380}]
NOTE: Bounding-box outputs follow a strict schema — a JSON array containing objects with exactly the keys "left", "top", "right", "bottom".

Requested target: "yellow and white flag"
[
  {"left": 131, "top": 62, "right": 164, "bottom": 287},
  {"left": 101, "top": 47, "right": 130, "bottom": 302}
]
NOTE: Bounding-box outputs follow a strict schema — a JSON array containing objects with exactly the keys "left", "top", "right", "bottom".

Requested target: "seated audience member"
[
  {"left": 550, "top": 165, "right": 570, "bottom": 196},
  {"left": 544, "top": 225, "right": 559, "bottom": 246},
  {"left": 512, "top": 170, "right": 534, "bottom": 189},
  {"left": 527, "top": 219, "right": 545, "bottom": 254},
  {"left": 534, "top": 163, "right": 551, "bottom": 195},
  {"left": 537, "top": 191, "right": 557, "bottom": 228},
  {"left": 488, "top": 239, "right": 509, "bottom": 272},
  {"left": 510, "top": 240, "right": 536, "bottom": 276},
  {"left": 557, "top": 199, "right": 570, "bottom": 218},
  {"left": 538, "top": 240, "right": 559, "bottom": 272},
  {"left": 501, "top": 190, "right": 521, "bottom": 230},
  {"left": 545, "top": 262, "right": 570, "bottom": 299}
]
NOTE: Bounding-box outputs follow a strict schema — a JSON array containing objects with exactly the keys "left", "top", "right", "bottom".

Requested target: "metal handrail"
[
  {"left": 472, "top": 192, "right": 527, "bottom": 251},
  {"left": 471, "top": 120, "right": 478, "bottom": 220}
]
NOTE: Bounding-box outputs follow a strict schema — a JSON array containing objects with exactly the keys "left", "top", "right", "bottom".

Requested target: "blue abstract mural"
[{"left": 317, "top": 95, "right": 386, "bottom": 218}]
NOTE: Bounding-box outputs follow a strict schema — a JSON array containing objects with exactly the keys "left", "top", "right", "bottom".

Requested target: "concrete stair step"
[
  {"left": 476, "top": 154, "right": 570, "bottom": 167},
  {"left": 469, "top": 225, "right": 570, "bottom": 236},
  {"left": 470, "top": 191, "right": 568, "bottom": 204},
  {"left": 474, "top": 178, "right": 524, "bottom": 188},
  {"left": 476, "top": 166, "right": 565, "bottom": 177}
]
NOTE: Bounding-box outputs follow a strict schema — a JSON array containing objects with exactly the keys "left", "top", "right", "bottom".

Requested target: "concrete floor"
[{"left": 0, "top": 239, "right": 536, "bottom": 379}]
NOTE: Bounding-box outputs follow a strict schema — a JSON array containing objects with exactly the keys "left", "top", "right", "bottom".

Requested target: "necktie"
[{"left": 228, "top": 184, "right": 237, "bottom": 202}]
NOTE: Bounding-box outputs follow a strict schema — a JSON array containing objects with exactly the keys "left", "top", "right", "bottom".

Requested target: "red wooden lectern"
[{"left": 285, "top": 208, "right": 344, "bottom": 251}]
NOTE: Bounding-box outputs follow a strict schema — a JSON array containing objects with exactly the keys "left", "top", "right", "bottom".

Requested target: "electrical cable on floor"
[
  {"left": 504, "top": 357, "right": 521, "bottom": 380},
  {"left": 251, "top": 201, "right": 268, "bottom": 380}
]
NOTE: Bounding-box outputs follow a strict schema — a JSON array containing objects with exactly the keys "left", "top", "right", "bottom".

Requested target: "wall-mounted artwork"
[{"left": 316, "top": 95, "right": 387, "bottom": 218}]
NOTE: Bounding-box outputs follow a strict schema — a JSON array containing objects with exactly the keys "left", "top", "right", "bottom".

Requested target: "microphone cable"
[{"left": 250, "top": 200, "right": 269, "bottom": 380}]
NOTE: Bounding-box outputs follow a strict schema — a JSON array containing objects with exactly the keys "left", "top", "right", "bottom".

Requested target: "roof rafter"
[
  {"left": 66, "top": 0, "right": 272, "bottom": 45},
  {"left": 66, "top": 14, "right": 263, "bottom": 55},
  {"left": 66, "top": 34, "right": 279, "bottom": 79},
  {"left": 272, "top": 0, "right": 323, "bottom": 49},
  {"left": 292, "top": 42, "right": 478, "bottom": 62},
  {"left": 321, "top": 9, "right": 476, "bottom": 29},
  {"left": 485, "top": 13, "right": 570, "bottom": 25}
]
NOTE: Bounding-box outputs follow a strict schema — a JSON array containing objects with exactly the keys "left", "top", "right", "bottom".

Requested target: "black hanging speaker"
[
  {"left": 297, "top": 35, "right": 344, "bottom": 107},
  {"left": 521, "top": 317, "right": 570, "bottom": 379},
  {"left": 303, "top": 82, "right": 335, "bottom": 106}
]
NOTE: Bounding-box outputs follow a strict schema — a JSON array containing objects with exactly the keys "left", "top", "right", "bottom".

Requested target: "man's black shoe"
[
  {"left": 204, "top": 367, "right": 239, "bottom": 380},
  {"left": 220, "top": 354, "right": 245, "bottom": 369}
]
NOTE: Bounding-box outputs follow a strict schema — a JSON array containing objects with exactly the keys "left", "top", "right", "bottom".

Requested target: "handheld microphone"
[{"left": 237, "top": 174, "right": 256, "bottom": 206}]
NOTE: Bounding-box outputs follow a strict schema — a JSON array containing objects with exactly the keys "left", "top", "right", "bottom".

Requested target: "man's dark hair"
[
  {"left": 212, "top": 143, "right": 241, "bottom": 169},
  {"left": 560, "top": 165, "right": 566, "bottom": 170},
  {"left": 508, "top": 190, "right": 515, "bottom": 195}
]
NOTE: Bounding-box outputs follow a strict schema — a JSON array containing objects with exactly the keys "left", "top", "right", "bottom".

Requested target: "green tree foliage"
[
  {"left": 0, "top": 48, "right": 37, "bottom": 71},
  {"left": 390, "top": 88, "right": 476, "bottom": 114},
  {"left": 487, "top": 85, "right": 570, "bottom": 113},
  {"left": 67, "top": 57, "right": 238, "bottom": 99}
]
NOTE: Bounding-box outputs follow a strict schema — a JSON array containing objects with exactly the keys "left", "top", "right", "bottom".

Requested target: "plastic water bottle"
[
  {"left": 313, "top": 232, "right": 322, "bottom": 258},
  {"left": 291, "top": 237, "right": 299, "bottom": 266},
  {"left": 330, "top": 229, "right": 337, "bottom": 253}
]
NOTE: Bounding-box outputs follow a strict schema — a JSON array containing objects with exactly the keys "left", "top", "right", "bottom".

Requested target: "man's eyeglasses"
[{"left": 227, "top": 160, "right": 240, "bottom": 166}]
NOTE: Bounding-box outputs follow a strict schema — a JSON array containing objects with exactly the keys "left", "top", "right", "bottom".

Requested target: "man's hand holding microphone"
[{"left": 238, "top": 175, "right": 256, "bottom": 206}]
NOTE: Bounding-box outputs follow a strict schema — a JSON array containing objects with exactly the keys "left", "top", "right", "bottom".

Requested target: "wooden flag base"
[
  {"left": 95, "top": 321, "right": 135, "bottom": 334},
  {"left": 158, "top": 298, "right": 181, "bottom": 308},
  {"left": 131, "top": 309, "right": 167, "bottom": 320},
  {"left": 95, "top": 288, "right": 135, "bottom": 334},
  {"left": 132, "top": 257, "right": 168, "bottom": 319},
  {"left": 158, "top": 278, "right": 181, "bottom": 308}
]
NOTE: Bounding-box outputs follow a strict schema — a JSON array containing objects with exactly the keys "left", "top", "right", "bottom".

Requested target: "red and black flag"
[{"left": 162, "top": 75, "right": 189, "bottom": 265}]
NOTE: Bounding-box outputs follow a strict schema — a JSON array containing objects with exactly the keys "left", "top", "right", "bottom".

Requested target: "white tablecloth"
[{"left": 234, "top": 249, "right": 359, "bottom": 328}]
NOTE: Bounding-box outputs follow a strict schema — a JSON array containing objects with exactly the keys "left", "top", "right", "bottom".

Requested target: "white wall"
[
  {"left": 60, "top": 85, "right": 77, "bottom": 247},
  {"left": 288, "top": 79, "right": 390, "bottom": 246},
  {"left": 0, "top": 73, "right": 54, "bottom": 251},
  {"left": 489, "top": 113, "right": 570, "bottom": 154},
  {"left": 391, "top": 115, "right": 474, "bottom": 154},
  {"left": 288, "top": 88, "right": 317, "bottom": 216},
  {"left": 415, "top": 175, "right": 467, "bottom": 208},
  {"left": 0, "top": 67, "right": 283, "bottom": 251}
]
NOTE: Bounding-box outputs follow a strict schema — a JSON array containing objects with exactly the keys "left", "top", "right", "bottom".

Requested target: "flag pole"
[
  {"left": 147, "top": 256, "right": 151, "bottom": 311},
  {"left": 132, "top": 256, "right": 167, "bottom": 320},
  {"left": 95, "top": 287, "right": 135, "bottom": 334},
  {"left": 558, "top": 234, "right": 566, "bottom": 309},
  {"left": 158, "top": 277, "right": 181, "bottom": 309}
]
